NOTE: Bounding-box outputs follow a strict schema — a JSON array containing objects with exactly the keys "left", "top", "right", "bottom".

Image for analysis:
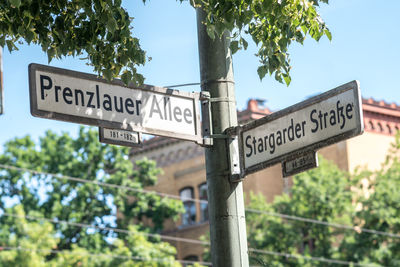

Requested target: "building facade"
[{"left": 130, "top": 98, "right": 400, "bottom": 261}]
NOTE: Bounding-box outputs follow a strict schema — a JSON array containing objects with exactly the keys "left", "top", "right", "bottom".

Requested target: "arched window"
[
  {"left": 377, "top": 122, "right": 383, "bottom": 132},
  {"left": 387, "top": 124, "right": 392, "bottom": 135},
  {"left": 368, "top": 121, "right": 375, "bottom": 130},
  {"left": 198, "top": 183, "right": 208, "bottom": 222},
  {"left": 180, "top": 187, "right": 196, "bottom": 226}
]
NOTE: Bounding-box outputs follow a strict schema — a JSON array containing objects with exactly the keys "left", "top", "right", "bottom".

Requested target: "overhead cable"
[
  {"left": 246, "top": 209, "right": 400, "bottom": 239},
  {"left": 1, "top": 212, "right": 209, "bottom": 246},
  {"left": 248, "top": 248, "right": 383, "bottom": 267},
  {"left": 0, "top": 212, "right": 384, "bottom": 267},
  {"left": 0, "top": 163, "right": 206, "bottom": 203},
  {"left": 0, "top": 246, "right": 212, "bottom": 266},
  {"left": 0, "top": 164, "right": 398, "bottom": 239}
]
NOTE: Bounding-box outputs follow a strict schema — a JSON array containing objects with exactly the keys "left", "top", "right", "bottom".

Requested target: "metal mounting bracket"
[{"left": 225, "top": 126, "right": 244, "bottom": 182}]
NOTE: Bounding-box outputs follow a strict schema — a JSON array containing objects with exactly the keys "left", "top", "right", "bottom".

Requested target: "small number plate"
[
  {"left": 282, "top": 151, "right": 318, "bottom": 177},
  {"left": 99, "top": 127, "right": 142, "bottom": 147}
]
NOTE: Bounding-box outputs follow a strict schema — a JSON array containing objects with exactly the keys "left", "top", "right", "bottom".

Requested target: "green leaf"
[
  {"left": 106, "top": 17, "right": 118, "bottom": 34},
  {"left": 5, "top": 40, "right": 14, "bottom": 52},
  {"left": 241, "top": 37, "right": 248, "bottom": 50},
  {"left": 121, "top": 71, "right": 132, "bottom": 85},
  {"left": 230, "top": 40, "right": 240, "bottom": 54},
  {"left": 9, "top": 0, "right": 21, "bottom": 8},
  {"left": 257, "top": 65, "right": 268, "bottom": 80},
  {"left": 206, "top": 24, "right": 215, "bottom": 39},
  {"left": 325, "top": 28, "right": 332, "bottom": 41},
  {"left": 47, "top": 48, "right": 55, "bottom": 63},
  {"left": 103, "top": 69, "right": 113, "bottom": 81},
  {"left": 282, "top": 73, "right": 291, "bottom": 86}
]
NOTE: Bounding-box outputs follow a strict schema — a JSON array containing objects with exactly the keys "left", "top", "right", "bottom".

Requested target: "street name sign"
[
  {"left": 29, "top": 64, "right": 203, "bottom": 143},
  {"left": 99, "top": 127, "right": 142, "bottom": 148},
  {"left": 236, "top": 81, "right": 363, "bottom": 178}
]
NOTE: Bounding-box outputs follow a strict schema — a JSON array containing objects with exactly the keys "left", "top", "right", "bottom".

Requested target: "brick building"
[{"left": 130, "top": 98, "right": 400, "bottom": 262}]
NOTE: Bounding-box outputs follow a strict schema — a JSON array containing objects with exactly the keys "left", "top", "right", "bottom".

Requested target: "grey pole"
[{"left": 196, "top": 8, "right": 249, "bottom": 267}]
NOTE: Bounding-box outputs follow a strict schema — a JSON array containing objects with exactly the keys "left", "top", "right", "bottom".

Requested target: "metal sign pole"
[{"left": 196, "top": 8, "right": 249, "bottom": 267}]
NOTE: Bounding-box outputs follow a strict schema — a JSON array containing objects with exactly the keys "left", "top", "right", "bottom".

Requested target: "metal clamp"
[
  {"left": 208, "top": 97, "right": 236, "bottom": 103},
  {"left": 200, "top": 79, "right": 235, "bottom": 87}
]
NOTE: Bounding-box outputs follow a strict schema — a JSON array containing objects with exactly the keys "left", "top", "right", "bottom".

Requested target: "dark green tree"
[
  {"left": 1, "top": 0, "right": 330, "bottom": 85},
  {"left": 0, "top": 205, "right": 182, "bottom": 266},
  {"left": 246, "top": 137, "right": 400, "bottom": 267},
  {"left": 246, "top": 157, "right": 354, "bottom": 266},
  {"left": 0, "top": 127, "right": 184, "bottom": 265},
  {"left": 340, "top": 134, "right": 400, "bottom": 266}
]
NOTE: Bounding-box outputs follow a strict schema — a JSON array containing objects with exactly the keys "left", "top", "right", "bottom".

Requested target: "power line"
[
  {"left": 0, "top": 246, "right": 212, "bottom": 266},
  {"left": 246, "top": 209, "right": 400, "bottom": 239},
  {"left": 0, "top": 163, "right": 207, "bottom": 204},
  {"left": 0, "top": 164, "right": 399, "bottom": 239},
  {"left": 248, "top": 248, "right": 383, "bottom": 267},
  {"left": 1, "top": 212, "right": 209, "bottom": 246},
  {"left": 0, "top": 212, "right": 381, "bottom": 267},
  {"left": 164, "top": 82, "right": 201, "bottom": 89},
  {"left": 1, "top": 245, "right": 382, "bottom": 267}
]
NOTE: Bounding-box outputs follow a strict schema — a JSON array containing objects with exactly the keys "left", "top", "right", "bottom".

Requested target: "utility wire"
[
  {"left": 1, "top": 212, "right": 209, "bottom": 246},
  {"left": 0, "top": 246, "right": 212, "bottom": 266},
  {"left": 164, "top": 82, "right": 201, "bottom": 89},
  {"left": 246, "top": 209, "right": 400, "bottom": 239},
  {"left": 0, "top": 212, "right": 382, "bottom": 267},
  {"left": 0, "top": 164, "right": 399, "bottom": 239},
  {"left": 248, "top": 248, "right": 382, "bottom": 267},
  {"left": 0, "top": 163, "right": 207, "bottom": 204}
]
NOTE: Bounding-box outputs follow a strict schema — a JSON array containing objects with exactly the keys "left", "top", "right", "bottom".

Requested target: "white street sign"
[
  {"left": 237, "top": 81, "right": 364, "bottom": 177},
  {"left": 99, "top": 127, "right": 142, "bottom": 147},
  {"left": 29, "top": 64, "right": 202, "bottom": 143}
]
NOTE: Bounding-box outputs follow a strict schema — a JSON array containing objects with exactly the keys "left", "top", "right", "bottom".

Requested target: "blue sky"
[{"left": 0, "top": 0, "right": 399, "bottom": 147}]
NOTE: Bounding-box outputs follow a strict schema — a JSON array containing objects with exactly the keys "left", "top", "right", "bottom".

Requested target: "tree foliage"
[
  {"left": 246, "top": 137, "right": 400, "bottom": 266},
  {"left": 0, "top": 127, "right": 184, "bottom": 266},
  {"left": 188, "top": 0, "right": 331, "bottom": 85},
  {"left": 247, "top": 157, "right": 353, "bottom": 266},
  {"left": 1, "top": 0, "right": 146, "bottom": 84},
  {"left": 2, "top": 0, "right": 330, "bottom": 85},
  {"left": 0, "top": 205, "right": 181, "bottom": 266},
  {"left": 339, "top": 136, "right": 400, "bottom": 266}
]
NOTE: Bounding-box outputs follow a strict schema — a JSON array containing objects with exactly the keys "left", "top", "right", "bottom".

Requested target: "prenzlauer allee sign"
[
  {"left": 239, "top": 81, "right": 363, "bottom": 176},
  {"left": 29, "top": 64, "right": 202, "bottom": 143}
]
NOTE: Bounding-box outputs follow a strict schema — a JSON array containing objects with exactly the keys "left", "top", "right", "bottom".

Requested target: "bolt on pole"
[{"left": 196, "top": 8, "right": 249, "bottom": 267}]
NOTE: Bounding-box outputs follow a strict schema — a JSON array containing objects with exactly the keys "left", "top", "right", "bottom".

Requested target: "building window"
[
  {"left": 198, "top": 183, "right": 208, "bottom": 222},
  {"left": 180, "top": 187, "right": 196, "bottom": 226},
  {"left": 387, "top": 124, "right": 392, "bottom": 134},
  {"left": 378, "top": 122, "right": 383, "bottom": 131},
  {"left": 183, "top": 255, "right": 199, "bottom": 267},
  {"left": 369, "top": 121, "right": 375, "bottom": 130}
]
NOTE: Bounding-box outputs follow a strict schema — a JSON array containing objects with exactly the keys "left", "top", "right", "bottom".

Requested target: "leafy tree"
[
  {"left": 189, "top": 0, "right": 331, "bottom": 85},
  {"left": 340, "top": 134, "right": 400, "bottom": 266},
  {"left": 0, "top": 206, "right": 181, "bottom": 266},
  {"left": 0, "top": 127, "right": 184, "bottom": 266},
  {"left": 0, "top": 205, "right": 58, "bottom": 267},
  {"left": 246, "top": 156, "right": 354, "bottom": 266},
  {"left": 246, "top": 138, "right": 400, "bottom": 266},
  {"left": 0, "top": 0, "right": 146, "bottom": 84},
  {"left": 1, "top": 0, "right": 330, "bottom": 85}
]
